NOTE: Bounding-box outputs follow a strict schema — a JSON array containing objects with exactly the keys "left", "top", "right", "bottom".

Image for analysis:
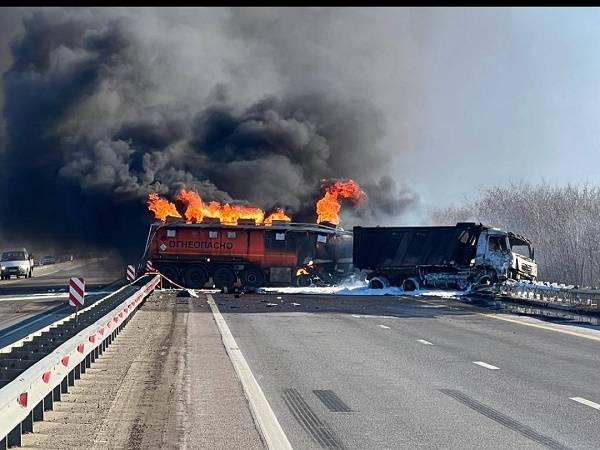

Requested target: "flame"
[
  {"left": 148, "top": 189, "right": 290, "bottom": 225},
  {"left": 147, "top": 192, "right": 181, "bottom": 221},
  {"left": 316, "top": 179, "right": 367, "bottom": 225},
  {"left": 264, "top": 208, "right": 291, "bottom": 224}
]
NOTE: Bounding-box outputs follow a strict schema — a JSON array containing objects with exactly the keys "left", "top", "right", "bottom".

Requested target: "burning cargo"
[
  {"left": 353, "top": 222, "right": 537, "bottom": 291},
  {"left": 142, "top": 220, "right": 353, "bottom": 290}
]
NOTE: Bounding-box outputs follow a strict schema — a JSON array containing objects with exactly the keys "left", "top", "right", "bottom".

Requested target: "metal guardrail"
[
  {"left": 499, "top": 283, "right": 600, "bottom": 311},
  {"left": 0, "top": 274, "right": 161, "bottom": 449}
]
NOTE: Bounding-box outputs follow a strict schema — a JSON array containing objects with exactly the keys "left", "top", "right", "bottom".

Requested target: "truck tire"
[
  {"left": 368, "top": 276, "right": 389, "bottom": 289},
  {"left": 159, "top": 265, "right": 179, "bottom": 285},
  {"left": 183, "top": 266, "right": 208, "bottom": 289},
  {"left": 213, "top": 266, "right": 235, "bottom": 291},
  {"left": 242, "top": 267, "right": 264, "bottom": 289},
  {"left": 402, "top": 278, "right": 419, "bottom": 292},
  {"left": 476, "top": 274, "right": 494, "bottom": 286}
]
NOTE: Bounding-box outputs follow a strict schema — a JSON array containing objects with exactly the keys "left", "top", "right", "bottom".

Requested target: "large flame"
[
  {"left": 316, "top": 179, "right": 367, "bottom": 225},
  {"left": 264, "top": 208, "right": 291, "bottom": 224},
  {"left": 147, "top": 192, "right": 181, "bottom": 221},
  {"left": 147, "top": 190, "right": 291, "bottom": 225}
]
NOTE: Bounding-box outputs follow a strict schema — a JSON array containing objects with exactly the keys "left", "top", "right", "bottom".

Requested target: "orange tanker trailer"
[{"left": 141, "top": 219, "right": 353, "bottom": 290}]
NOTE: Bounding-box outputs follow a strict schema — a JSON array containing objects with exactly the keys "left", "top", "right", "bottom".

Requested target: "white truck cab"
[
  {"left": 474, "top": 228, "right": 537, "bottom": 284},
  {"left": 1, "top": 248, "right": 34, "bottom": 280}
]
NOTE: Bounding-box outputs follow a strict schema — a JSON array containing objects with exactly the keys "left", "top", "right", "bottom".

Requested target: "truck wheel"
[
  {"left": 160, "top": 265, "right": 179, "bottom": 285},
  {"left": 296, "top": 274, "right": 312, "bottom": 287},
  {"left": 213, "top": 266, "right": 235, "bottom": 291},
  {"left": 476, "top": 275, "right": 493, "bottom": 286},
  {"left": 368, "top": 276, "right": 389, "bottom": 289},
  {"left": 242, "top": 267, "right": 264, "bottom": 288},
  {"left": 183, "top": 266, "right": 208, "bottom": 289},
  {"left": 402, "top": 278, "right": 419, "bottom": 292}
]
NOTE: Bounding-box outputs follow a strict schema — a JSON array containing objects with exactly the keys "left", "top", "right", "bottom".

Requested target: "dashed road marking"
[
  {"left": 378, "top": 325, "right": 390, "bottom": 329},
  {"left": 473, "top": 361, "right": 500, "bottom": 370},
  {"left": 570, "top": 397, "right": 600, "bottom": 410},
  {"left": 351, "top": 314, "right": 361, "bottom": 318},
  {"left": 417, "top": 339, "right": 434, "bottom": 346}
]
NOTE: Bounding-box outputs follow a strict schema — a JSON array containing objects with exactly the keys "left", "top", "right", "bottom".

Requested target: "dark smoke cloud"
[{"left": 0, "top": 8, "right": 418, "bottom": 256}]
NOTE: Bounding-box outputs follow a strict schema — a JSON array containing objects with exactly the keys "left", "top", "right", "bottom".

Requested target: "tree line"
[{"left": 429, "top": 183, "right": 600, "bottom": 287}]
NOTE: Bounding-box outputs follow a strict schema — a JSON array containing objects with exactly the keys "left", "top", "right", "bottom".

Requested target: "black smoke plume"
[{"left": 0, "top": 9, "right": 417, "bottom": 257}]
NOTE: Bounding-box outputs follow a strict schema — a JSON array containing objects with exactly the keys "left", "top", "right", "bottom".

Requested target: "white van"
[{"left": 1, "top": 248, "right": 34, "bottom": 280}]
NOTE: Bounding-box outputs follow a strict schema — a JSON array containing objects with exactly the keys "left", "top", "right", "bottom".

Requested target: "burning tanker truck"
[
  {"left": 353, "top": 222, "right": 538, "bottom": 291},
  {"left": 140, "top": 181, "right": 362, "bottom": 290}
]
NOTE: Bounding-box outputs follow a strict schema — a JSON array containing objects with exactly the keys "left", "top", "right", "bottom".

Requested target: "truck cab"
[
  {"left": 474, "top": 228, "right": 537, "bottom": 283},
  {"left": 1, "top": 248, "right": 34, "bottom": 280}
]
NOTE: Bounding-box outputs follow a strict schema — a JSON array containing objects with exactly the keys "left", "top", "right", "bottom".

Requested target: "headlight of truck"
[{"left": 0, "top": 266, "right": 5, "bottom": 271}]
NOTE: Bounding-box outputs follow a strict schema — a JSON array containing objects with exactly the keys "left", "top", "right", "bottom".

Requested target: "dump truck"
[
  {"left": 353, "top": 222, "right": 537, "bottom": 291},
  {"left": 141, "top": 220, "right": 353, "bottom": 290}
]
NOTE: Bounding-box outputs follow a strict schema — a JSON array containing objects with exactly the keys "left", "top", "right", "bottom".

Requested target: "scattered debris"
[
  {"left": 266, "top": 303, "right": 279, "bottom": 307},
  {"left": 292, "top": 302, "right": 301, "bottom": 306}
]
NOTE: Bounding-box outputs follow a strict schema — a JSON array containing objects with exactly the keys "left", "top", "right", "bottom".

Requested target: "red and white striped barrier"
[
  {"left": 126, "top": 265, "right": 136, "bottom": 282},
  {"left": 0, "top": 274, "right": 161, "bottom": 444},
  {"left": 145, "top": 260, "right": 156, "bottom": 273},
  {"left": 69, "top": 277, "right": 85, "bottom": 308}
]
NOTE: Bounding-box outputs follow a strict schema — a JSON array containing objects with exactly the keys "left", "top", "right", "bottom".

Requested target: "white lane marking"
[
  {"left": 351, "top": 314, "right": 361, "bottom": 318},
  {"left": 379, "top": 324, "right": 390, "bottom": 329},
  {"left": 473, "top": 361, "right": 500, "bottom": 370},
  {"left": 207, "top": 294, "right": 293, "bottom": 450},
  {"left": 420, "top": 305, "right": 445, "bottom": 308},
  {"left": 417, "top": 339, "right": 434, "bottom": 346},
  {"left": 570, "top": 397, "right": 600, "bottom": 410}
]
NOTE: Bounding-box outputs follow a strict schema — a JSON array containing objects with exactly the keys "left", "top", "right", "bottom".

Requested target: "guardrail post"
[
  {"left": 80, "top": 360, "right": 86, "bottom": 374},
  {"left": 53, "top": 384, "right": 61, "bottom": 402},
  {"left": 60, "top": 376, "right": 68, "bottom": 394},
  {"left": 0, "top": 436, "right": 6, "bottom": 450},
  {"left": 7, "top": 424, "right": 20, "bottom": 447},
  {"left": 44, "top": 391, "right": 53, "bottom": 411},
  {"left": 74, "top": 364, "right": 81, "bottom": 380},
  {"left": 22, "top": 411, "right": 33, "bottom": 433},
  {"left": 68, "top": 369, "right": 75, "bottom": 386},
  {"left": 33, "top": 401, "right": 44, "bottom": 422},
  {"left": 94, "top": 347, "right": 99, "bottom": 359}
]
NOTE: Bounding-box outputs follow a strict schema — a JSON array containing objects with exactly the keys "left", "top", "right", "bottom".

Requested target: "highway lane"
[
  {"left": 216, "top": 293, "right": 600, "bottom": 449},
  {"left": 0, "top": 258, "right": 126, "bottom": 349}
]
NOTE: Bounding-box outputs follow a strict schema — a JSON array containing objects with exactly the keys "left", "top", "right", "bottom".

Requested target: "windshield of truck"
[
  {"left": 511, "top": 244, "right": 532, "bottom": 258},
  {"left": 1, "top": 251, "right": 26, "bottom": 261}
]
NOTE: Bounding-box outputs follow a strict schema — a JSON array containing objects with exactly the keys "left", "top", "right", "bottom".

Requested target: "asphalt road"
[
  {"left": 0, "top": 258, "right": 126, "bottom": 349},
  {"left": 215, "top": 293, "right": 600, "bottom": 450}
]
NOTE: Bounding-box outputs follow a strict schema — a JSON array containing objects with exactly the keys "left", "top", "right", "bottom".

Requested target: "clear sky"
[{"left": 366, "top": 8, "right": 600, "bottom": 209}]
